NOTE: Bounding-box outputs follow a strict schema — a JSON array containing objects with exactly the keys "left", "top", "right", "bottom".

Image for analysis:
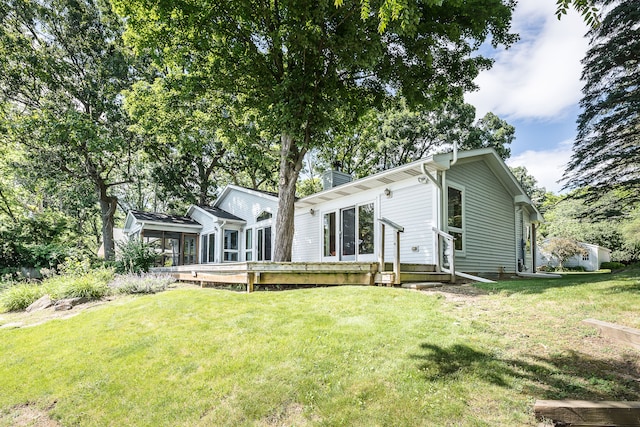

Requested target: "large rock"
[
  {"left": 53, "top": 297, "right": 90, "bottom": 311},
  {"left": 26, "top": 295, "right": 53, "bottom": 312}
]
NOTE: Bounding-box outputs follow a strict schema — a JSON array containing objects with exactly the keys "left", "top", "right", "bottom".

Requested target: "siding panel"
[{"left": 446, "top": 160, "right": 516, "bottom": 274}]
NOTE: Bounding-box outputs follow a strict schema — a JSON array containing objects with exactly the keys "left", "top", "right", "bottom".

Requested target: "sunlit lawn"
[{"left": 1, "top": 268, "right": 639, "bottom": 426}]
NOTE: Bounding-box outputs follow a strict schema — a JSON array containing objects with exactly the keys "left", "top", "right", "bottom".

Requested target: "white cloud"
[
  {"left": 466, "top": 1, "right": 589, "bottom": 121},
  {"left": 507, "top": 140, "right": 574, "bottom": 194}
]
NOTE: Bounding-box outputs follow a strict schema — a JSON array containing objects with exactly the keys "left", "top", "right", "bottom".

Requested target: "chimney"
[{"left": 321, "top": 170, "right": 352, "bottom": 191}]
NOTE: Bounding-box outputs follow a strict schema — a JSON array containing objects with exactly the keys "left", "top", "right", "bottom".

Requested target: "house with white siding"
[
  {"left": 293, "top": 148, "right": 542, "bottom": 277},
  {"left": 124, "top": 148, "right": 542, "bottom": 279}
]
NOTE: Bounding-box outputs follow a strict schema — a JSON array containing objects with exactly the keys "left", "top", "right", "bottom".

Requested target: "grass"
[{"left": 0, "top": 268, "right": 639, "bottom": 426}]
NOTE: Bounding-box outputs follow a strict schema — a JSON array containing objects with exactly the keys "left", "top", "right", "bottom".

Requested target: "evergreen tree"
[{"left": 564, "top": 0, "right": 640, "bottom": 199}]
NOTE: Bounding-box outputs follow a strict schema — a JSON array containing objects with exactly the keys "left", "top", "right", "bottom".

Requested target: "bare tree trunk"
[
  {"left": 97, "top": 182, "right": 118, "bottom": 261},
  {"left": 273, "top": 133, "right": 305, "bottom": 262}
]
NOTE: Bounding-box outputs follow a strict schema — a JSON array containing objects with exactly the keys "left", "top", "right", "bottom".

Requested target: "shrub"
[
  {"left": 601, "top": 261, "right": 625, "bottom": 270},
  {"left": 115, "top": 239, "right": 158, "bottom": 274},
  {"left": 59, "top": 275, "right": 109, "bottom": 300},
  {"left": 0, "top": 283, "right": 46, "bottom": 312},
  {"left": 108, "top": 273, "right": 175, "bottom": 295}
]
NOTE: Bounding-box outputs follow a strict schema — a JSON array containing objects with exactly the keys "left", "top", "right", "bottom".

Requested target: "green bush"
[
  {"left": 601, "top": 261, "right": 625, "bottom": 270},
  {"left": 108, "top": 273, "right": 176, "bottom": 294},
  {"left": 115, "top": 239, "right": 158, "bottom": 273},
  {"left": 0, "top": 283, "right": 46, "bottom": 312}
]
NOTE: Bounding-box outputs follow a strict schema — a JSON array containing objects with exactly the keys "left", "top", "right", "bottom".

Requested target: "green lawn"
[{"left": 1, "top": 269, "right": 639, "bottom": 426}]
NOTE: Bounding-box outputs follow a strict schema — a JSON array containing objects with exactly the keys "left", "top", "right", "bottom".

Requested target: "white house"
[
  {"left": 537, "top": 240, "right": 611, "bottom": 272},
  {"left": 293, "top": 148, "right": 542, "bottom": 276},
  {"left": 123, "top": 185, "right": 278, "bottom": 266},
  {"left": 123, "top": 148, "right": 542, "bottom": 278}
]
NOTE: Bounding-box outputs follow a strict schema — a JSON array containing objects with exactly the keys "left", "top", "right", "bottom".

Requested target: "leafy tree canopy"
[
  {"left": 313, "top": 98, "right": 514, "bottom": 179},
  {"left": 0, "top": 0, "right": 138, "bottom": 260},
  {"left": 113, "top": 0, "right": 518, "bottom": 261}
]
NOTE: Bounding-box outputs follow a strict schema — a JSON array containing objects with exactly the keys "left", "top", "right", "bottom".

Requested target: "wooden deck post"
[{"left": 247, "top": 272, "right": 255, "bottom": 293}]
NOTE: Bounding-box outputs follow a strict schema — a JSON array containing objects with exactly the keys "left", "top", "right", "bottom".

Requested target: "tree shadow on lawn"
[
  {"left": 412, "top": 343, "right": 640, "bottom": 400},
  {"left": 474, "top": 272, "right": 616, "bottom": 295}
]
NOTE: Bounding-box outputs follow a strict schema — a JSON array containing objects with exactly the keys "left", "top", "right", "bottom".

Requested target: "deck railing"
[{"left": 432, "top": 227, "right": 456, "bottom": 284}]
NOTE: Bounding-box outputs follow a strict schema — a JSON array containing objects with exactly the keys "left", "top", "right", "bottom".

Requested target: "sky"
[{"left": 465, "top": 0, "right": 590, "bottom": 193}]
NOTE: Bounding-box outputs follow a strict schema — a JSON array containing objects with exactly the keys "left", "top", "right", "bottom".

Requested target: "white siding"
[
  {"left": 190, "top": 208, "right": 217, "bottom": 234},
  {"left": 293, "top": 177, "right": 436, "bottom": 264},
  {"left": 292, "top": 212, "right": 321, "bottom": 262},
  {"left": 217, "top": 189, "right": 278, "bottom": 227},
  {"left": 379, "top": 183, "right": 435, "bottom": 264},
  {"left": 446, "top": 159, "right": 516, "bottom": 274}
]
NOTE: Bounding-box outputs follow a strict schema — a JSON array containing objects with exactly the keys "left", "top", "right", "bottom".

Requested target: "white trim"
[{"left": 445, "top": 180, "right": 466, "bottom": 256}]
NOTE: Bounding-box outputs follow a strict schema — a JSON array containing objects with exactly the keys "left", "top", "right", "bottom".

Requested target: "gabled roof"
[
  {"left": 295, "top": 148, "right": 542, "bottom": 220},
  {"left": 129, "top": 210, "right": 200, "bottom": 225},
  {"left": 214, "top": 184, "right": 279, "bottom": 208},
  {"left": 191, "top": 205, "right": 245, "bottom": 222}
]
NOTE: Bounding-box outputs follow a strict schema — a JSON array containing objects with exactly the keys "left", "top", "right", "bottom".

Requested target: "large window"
[
  {"left": 257, "top": 226, "right": 272, "bottom": 261},
  {"left": 324, "top": 202, "right": 375, "bottom": 260},
  {"left": 245, "top": 229, "right": 253, "bottom": 261},
  {"left": 358, "top": 203, "right": 374, "bottom": 255},
  {"left": 447, "top": 186, "right": 464, "bottom": 251},
  {"left": 182, "top": 235, "right": 197, "bottom": 265},
  {"left": 323, "top": 212, "right": 336, "bottom": 257},
  {"left": 223, "top": 229, "right": 239, "bottom": 261},
  {"left": 201, "top": 233, "right": 216, "bottom": 263},
  {"left": 142, "top": 230, "right": 181, "bottom": 266}
]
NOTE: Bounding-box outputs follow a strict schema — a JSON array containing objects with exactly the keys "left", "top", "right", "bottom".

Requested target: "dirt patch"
[
  {"left": 0, "top": 403, "right": 61, "bottom": 427},
  {"left": 422, "top": 283, "right": 491, "bottom": 303}
]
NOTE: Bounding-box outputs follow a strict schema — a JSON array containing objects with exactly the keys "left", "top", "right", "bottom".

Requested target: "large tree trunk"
[
  {"left": 273, "top": 133, "right": 305, "bottom": 262},
  {"left": 97, "top": 183, "right": 118, "bottom": 261}
]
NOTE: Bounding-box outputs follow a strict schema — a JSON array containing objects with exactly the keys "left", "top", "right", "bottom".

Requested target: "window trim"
[
  {"left": 321, "top": 200, "right": 376, "bottom": 261},
  {"left": 446, "top": 182, "right": 466, "bottom": 255},
  {"left": 223, "top": 228, "right": 240, "bottom": 262}
]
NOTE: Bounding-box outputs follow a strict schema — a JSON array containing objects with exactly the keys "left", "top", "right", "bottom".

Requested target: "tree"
[
  {"left": 539, "top": 237, "right": 588, "bottom": 271},
  {"left": 510, "top": 166, "right": 546, "bottom": 207},
  {"left": 563, "top": 0, "right": 640, "bottom": 200},
  {"left": 124, "top": 76, "right": 279, "bottom": 210},
  {"left": 113, "top": 0, "right": 517, "bottom": 261},
  {"left": 314, "top": 99, "right": 513, "bottom": 179},
  {"left": 0, "top": 0, "right": 137, "bottom": 260}
]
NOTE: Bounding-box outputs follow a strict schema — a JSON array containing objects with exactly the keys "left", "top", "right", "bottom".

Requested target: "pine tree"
[{"left": 564, "top": 0, "right": 640, "bottom": 198}]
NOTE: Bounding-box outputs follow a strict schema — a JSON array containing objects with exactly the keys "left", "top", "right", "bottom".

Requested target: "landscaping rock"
[
  {"left": 53, "top": 297, "right": 90, "bottom": 311},
  {"left": 26, "top": 295, "right": 53, "bottom": 312}
]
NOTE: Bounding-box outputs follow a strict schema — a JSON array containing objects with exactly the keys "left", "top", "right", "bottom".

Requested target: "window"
[
  {"left": 201, "top": 233, "right": 216, "bottom": 263},
  {"left": 582, "top": 253, "right": 590, "bottom": 261},
  {"left": 358, "top": 203, "right": 374, "bottom": 255},
  {"left": 201, "top": 235, "right": 208, "bottom": 263},
  {"left": 182, "top": 235, "right": 197, "bottom": 265},
  {"left": 326, "top": 202, "right": 375, "bottom": 260},
  {"left": 341, "top": 207, "right": 356, "bottom": 257},
  {"left": 447, "top": 186, "right": 464, "bottom": 251},
  {"left": 223, "top": 229, "right": 239, "bottom": 261},
  {"left": 245, "top": 229, "right": 253, "bottom": 261},
  {"left": 208, "top": 234, "right": 215, "bottom": 262},
  {"left": 257, "top": 211, "right": 272, "bottom": 222},
  {"left": 323, "top": 212, "right": 336, "bottom": 257},
  {"left": 257, "top": 226, "right": 272, "bottom": 261}
]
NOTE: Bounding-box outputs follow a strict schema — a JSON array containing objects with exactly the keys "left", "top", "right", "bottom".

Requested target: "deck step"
[
  {"left": 401, "top": 282, "right": 443, "bottom": 290},
  {"left": 400, "top": 271, "right": 452, "bottom": 282}
]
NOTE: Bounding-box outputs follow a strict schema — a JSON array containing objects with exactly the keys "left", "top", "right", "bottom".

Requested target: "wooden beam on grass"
[
  {"left": 534, "top": 400, "right": 640, "bottom": 426},
  {"left": 583, "top": 318, "right": 640, "bottom": 350}
]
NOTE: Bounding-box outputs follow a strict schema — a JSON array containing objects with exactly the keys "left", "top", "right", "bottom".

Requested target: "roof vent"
[{"left": 321, "top": 170, "right": 352, "bottom": 190}]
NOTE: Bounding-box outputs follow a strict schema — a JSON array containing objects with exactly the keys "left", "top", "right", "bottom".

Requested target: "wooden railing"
[
  {"left": 378, "top": 218, "right": 404, "bottom": 285},
  {"left": 432, "top": 227, "right": 456, "bottom": 284}
]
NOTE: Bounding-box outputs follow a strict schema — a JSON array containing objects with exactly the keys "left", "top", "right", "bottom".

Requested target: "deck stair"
[{"left": 376, "top": 263, "right": 454, "bottom": 285}]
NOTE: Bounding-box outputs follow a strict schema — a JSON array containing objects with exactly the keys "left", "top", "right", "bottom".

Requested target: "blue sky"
[{"left": 465, "top": 0, "right": 590, "bottom": 193}]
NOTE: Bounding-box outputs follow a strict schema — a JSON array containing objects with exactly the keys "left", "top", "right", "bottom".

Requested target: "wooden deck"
[{"left": 153, "top": 262, "right": 453, "bottom": 292}]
